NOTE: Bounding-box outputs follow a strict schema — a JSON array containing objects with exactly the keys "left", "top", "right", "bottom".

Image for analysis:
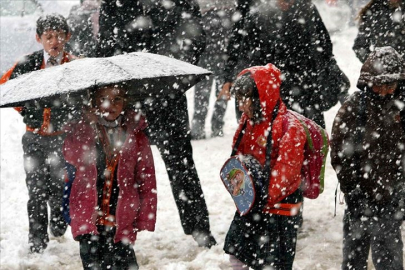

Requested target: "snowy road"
[{"left": 1, "top": 3, "right": 404, "bottom": 269}]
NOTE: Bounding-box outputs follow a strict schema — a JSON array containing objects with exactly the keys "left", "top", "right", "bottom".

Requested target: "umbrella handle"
[{"left": 87, "top": 89, "right": 95, "bottom": 108}]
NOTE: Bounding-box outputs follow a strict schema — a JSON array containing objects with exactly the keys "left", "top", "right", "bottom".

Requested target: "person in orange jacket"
[
  {"left": 224, "top": 64, "right": 307, "bottom": 270},
  {"left": 0, "top": 14, "right": 76, "bottom": 253}
]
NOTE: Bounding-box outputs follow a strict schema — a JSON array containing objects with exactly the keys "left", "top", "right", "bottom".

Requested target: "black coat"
[
  {"left": 97, "top": 0, "right": 152, "bottom": 57},
  {"left": 96, "top": 0, "right": 207, "bottom": 139},
  {"left": 67, "top": 3, "right": 99, "bottom": 57},
  {"left": 353, "top": 0, "right": 405, "bottom": 63},
  {"left": 97, "top": 0, "right": 205, "bottom": 65},
  {"left": 224, "top": 0, "right": 349, "bottom": 126},
  {"left": 150, "top": 0, "right": 206, "bottom": 65},
  {"left": 197, "top": 6, "right": 234, "bottom": 77},
  {"left": 96, "top": 2, "right": 213, "bottom": 238}
]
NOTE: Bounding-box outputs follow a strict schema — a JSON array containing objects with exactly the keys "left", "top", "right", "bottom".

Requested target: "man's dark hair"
[{"left": 36, "top": 14, "right": 70, "bottom": 36}]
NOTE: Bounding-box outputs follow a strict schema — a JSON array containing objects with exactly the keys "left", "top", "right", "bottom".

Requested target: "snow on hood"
[{"left": 357, "top": 46, "right": 405, "bottom": 88}]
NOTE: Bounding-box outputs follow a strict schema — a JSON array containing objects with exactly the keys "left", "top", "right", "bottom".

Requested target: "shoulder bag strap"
[{"left": 231, "top": 100, "right": 280, "bottom": 174}]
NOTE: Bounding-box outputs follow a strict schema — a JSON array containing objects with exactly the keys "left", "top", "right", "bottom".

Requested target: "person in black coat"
[
  {"left": 96, "top": 0, "right": 217, "bottom": 248},
  {"left": 96, "top": 0, "right": 151, "bottom": 57},
  {"left": 219, "top": 0, "right": 350, "bottom": 128},
  {"left": 67, "top": 0, "right": 101, "bottom": 57},
  {"left": 353, "top": 0, "right": 405, "bottom": 63},
  {"left": 190, "top": 1, "right": 234, "bottom": 139}
]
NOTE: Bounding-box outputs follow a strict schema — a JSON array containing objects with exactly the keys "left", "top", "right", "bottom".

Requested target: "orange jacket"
[{"left": 0, "top": 51, "right": 74, "bottom": 134}]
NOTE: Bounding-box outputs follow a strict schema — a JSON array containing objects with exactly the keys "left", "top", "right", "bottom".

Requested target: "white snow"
[{"left": 1, "top": 1, "right": 404, "bottom": 270}]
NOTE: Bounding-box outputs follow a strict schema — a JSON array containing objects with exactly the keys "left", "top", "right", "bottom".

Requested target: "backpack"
[
  {"left": 220, "top": 102, "right": 278, "bottom": 215},
  {"left": 220, "top": 155, "right": 268, "bottom": 215},
  {"left": 220, "top": 103, "right": 328, "bottom": 215},
  {"left": 289, "top": 110, "right": 329, "bottom": 199}
]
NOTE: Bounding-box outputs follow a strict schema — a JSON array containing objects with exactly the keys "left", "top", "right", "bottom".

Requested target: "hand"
[
  {"left": 217, "top": 82, "right": 233, "bottom": 101},
  {"left": 82, "top": 106, "right": 99, "bottom": 123}
]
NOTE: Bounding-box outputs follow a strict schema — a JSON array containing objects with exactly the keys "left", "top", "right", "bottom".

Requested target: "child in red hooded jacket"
[
  {"left": 63, "top": 84, "right": 157, "bottom": 269},
  {"left": 223, "top": 64, "right": 307, "bottom": 270}
]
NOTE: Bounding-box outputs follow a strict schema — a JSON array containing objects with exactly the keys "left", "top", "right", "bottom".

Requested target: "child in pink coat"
[{"left": 63, "top": 84, "right": 157, "bottom": 269}]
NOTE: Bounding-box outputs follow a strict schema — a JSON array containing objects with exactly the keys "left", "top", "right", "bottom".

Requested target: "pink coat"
[{"left": 63, "top": 110, "right": 157, "bottom": 243}]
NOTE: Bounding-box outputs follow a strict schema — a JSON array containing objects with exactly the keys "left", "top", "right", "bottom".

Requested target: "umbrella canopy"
[{"left": 0, "top": 52, "right": 211, "bottom": 108}]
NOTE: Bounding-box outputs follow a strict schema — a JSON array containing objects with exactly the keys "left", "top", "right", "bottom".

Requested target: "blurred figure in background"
[
  {"left": 67, "top": 0, "right": 100, "bottom": 57},
  {"left": 219, "top": 0, "right": 350, "bottom": 128},
  {"left": 96, "top": 0, "right": 217, "bottom": 248},
  {"left": 353, "top": 0, "right": 405, "bottom": 63},
  {"left": 0, "top": 14, "right": 74, "bottom": 253},
  {"left": 331, "top": 46, "right": 405, "bottom": 270},
  {"left": 190, "top": 0, "right": 234, "bottom": 139},
  {"left": 345, "top": 0, "right": 369, "bottom": 26}
]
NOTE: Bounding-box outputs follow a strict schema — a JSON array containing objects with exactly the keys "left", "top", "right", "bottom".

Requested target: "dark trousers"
[
  {"left": 262, "top": 214, "right": 299, "bottom": 270},
  {"left": 224, "top": 212, "right": 300, "bottom": 270},
  {"left": 342, "top": 194, "right": 404, "bottom": 270},
  {"left": 22, "top": 132, "right": 68, "bottom": 251},
  {"left": 144, "top": 94, "right": 212, "bottom": 235},
  {"left": 192, "top": 75, "right": 227, "bottom": 135},
  {"left": 79, "top": 227, "right": 138, "bottom": 270}
]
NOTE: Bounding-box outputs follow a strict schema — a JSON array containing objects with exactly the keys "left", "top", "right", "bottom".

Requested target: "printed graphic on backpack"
[
  {"left": 220, "top": 155, "right": 269, "bottom": 215},
  {"left": 220, "top": 157, "right": 256, "bottom": 215}
]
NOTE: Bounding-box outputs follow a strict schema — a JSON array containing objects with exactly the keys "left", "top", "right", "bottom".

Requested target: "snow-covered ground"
[{"left": 1, "top": 1, "right": 404, "bottom": 269}]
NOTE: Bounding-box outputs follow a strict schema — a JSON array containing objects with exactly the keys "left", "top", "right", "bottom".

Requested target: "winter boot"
[
  {"left": 191, "top": 120, "right": 206, "bottom": 140},
  {"left": 192, "top": 230, "right": 217, "bottom": 249}
]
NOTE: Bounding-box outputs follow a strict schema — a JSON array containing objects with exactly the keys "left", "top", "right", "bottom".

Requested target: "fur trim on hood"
[{"left": 357, "top": 46, "right": 405, "bottom": 88}]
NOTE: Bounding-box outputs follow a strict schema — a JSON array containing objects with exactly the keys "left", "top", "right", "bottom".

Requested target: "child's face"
[
  {"left": 95, "top": 86, "right": 126, "bottom": 122},
  {"left": 36, "top": 29, "right": 71, "bottom": 57},
  {"left": 235, "top": 171, "right": 244, "bottom": 183},
  {"left": 237, "top": 96, "right": 254, "bottom": 118},
  {"left": 372, "top": 82, "right": 398, "bottom": 97}
]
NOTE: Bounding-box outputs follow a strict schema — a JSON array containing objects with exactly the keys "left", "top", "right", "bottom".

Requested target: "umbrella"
[{"left": 0, "top": 52, "right": 211, "bottom": 108}]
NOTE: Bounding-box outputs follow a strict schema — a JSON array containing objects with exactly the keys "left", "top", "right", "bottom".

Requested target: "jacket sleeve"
[
  {"left": 330, "top": 94, "right": 360, "bottom": 193},
  {"left": 181, "top": 0, "right": 206, "bottom": 65},
  {"left": 266, "top": 117, "right": 306, "bottom": 206},
  {"left": 0, "top": 64, "right": 16, "bottom": 84},
  {"left": 223, "top": 0, "right": 251, "bottom": 82},
  {"left": 0, "top": 63, "right": 24, "bottom": 113},
  {"left": 134, "top": 132, "right": 157, "bottom": 232},
  {"left": 308, "top": 5, "right": 333, "bottom": 65},
  {"left": 353, "top": 14, "right": 372, "bottom": 63}
]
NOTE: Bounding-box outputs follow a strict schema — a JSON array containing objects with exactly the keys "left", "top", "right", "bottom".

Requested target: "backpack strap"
[
  {"left": 264, "top": 101, "right": 280, "bottom": 176},
  {"left": 231, "top": 100, "right": 280, "bottom": 173},
  {"left": 231, "top": 120, "right": 247, "bottom": 156}
]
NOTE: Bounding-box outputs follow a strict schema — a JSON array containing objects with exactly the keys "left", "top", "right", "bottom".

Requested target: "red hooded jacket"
[
  {"left": 232, "top": 64, "right": 307, "bottom": 208},
  {"left": 63, "top": 110, "right": 157, "bottom": 243}
]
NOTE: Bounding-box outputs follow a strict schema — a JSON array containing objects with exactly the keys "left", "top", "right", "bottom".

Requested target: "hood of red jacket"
[{"left": 237, "top": 63, "right": 283, "bottom": 120}]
